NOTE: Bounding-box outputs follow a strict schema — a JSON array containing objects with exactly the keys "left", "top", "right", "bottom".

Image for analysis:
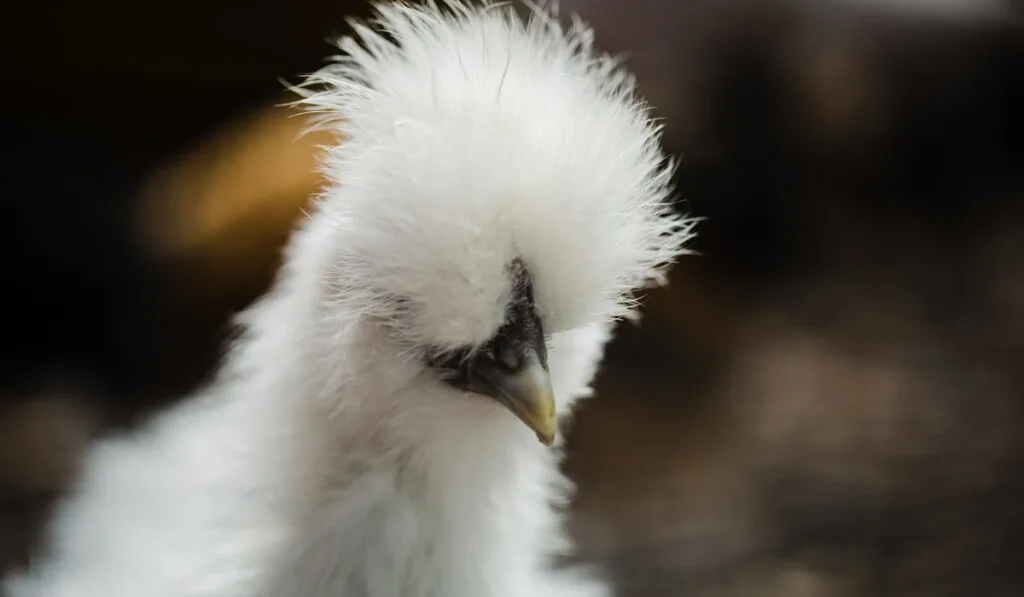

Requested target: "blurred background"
[{"left": 2, "top": 0, "right": 1023, "bottom": 594}]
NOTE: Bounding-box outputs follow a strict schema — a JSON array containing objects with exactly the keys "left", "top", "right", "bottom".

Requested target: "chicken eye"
[{"left": 492, "top": 337, "right": 522, "bottom": 371}]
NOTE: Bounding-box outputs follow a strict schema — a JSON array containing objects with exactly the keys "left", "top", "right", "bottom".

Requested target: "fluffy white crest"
[{"left": 296, "top": 0, "right": 694, "bottom": 349}]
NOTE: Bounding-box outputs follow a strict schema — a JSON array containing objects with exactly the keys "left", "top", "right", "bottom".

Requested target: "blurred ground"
[{"left": 2, "top": 0, "right": 1024, "bottom": 595}]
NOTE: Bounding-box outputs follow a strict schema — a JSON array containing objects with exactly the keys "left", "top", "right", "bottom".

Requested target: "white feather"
[{"left": 4, "top": 2, "right": 693, "bottom": 596}]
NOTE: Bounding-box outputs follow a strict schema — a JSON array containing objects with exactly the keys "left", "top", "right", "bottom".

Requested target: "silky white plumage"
[{"left": 4, "top": 2, "right": 693, "bottom": 596}]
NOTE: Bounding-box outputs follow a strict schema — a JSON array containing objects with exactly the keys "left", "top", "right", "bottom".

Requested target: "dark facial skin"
[{"left": 426, "top": 258, "right": 548, "bottom": 391}]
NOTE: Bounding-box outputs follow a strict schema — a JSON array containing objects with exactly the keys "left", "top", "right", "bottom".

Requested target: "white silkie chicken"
[{"left": 3, "top": 2, "right": 693, "bottom": 596}]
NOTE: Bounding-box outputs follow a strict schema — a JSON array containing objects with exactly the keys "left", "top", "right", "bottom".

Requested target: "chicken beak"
[{"left": 476, "top": 348, "right": 558, "bottom": 446}]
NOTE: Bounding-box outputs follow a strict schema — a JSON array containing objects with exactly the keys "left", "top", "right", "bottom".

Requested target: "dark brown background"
[{"left": 3, "top": 1, "right": 1024, "bottom": 595}]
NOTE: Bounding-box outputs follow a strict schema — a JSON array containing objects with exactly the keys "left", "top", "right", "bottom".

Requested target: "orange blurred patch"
[{"left": 136, "top": 103, "right": 336, "bottom": 300}]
